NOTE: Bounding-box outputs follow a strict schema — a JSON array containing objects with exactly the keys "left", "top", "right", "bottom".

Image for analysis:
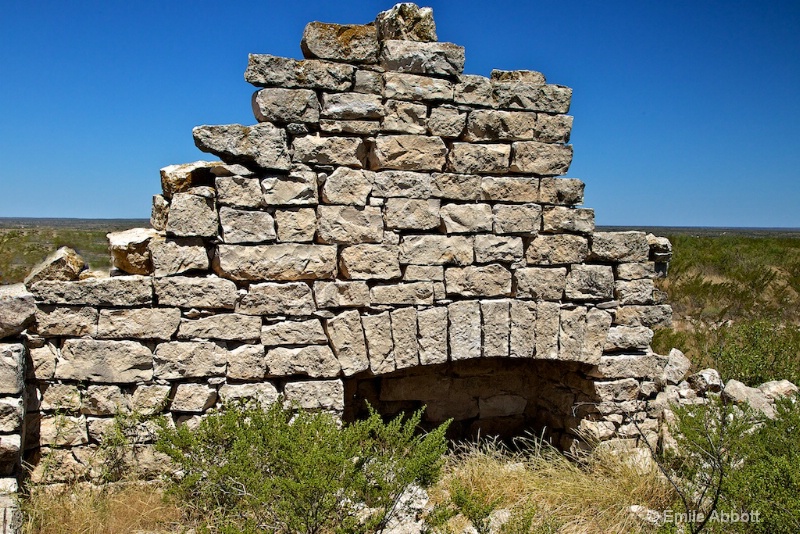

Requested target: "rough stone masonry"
[{"left": 0, "top": 3, "right": 684, "bottom": 492}]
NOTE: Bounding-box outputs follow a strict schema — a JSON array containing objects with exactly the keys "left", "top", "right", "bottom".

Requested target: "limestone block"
[
  {"left": 58, "top": 339, "right": 153, "bottom": 383},
  {"left": 251, "top": 88, "right": 320, "bottom": 124},
  {"left": 382, "top": 99, "right": 427, "bottom": 134},
  {"left": 313, "top": 281, "right": 370, "bottom": 308},
  {"left": 464, "top": 110, "right": 537, "bottom": 142},
  {"left": 178, "top": 313, "right": 262, "bottom": 342},
  {"left": 245, "top": 54, "right": 354, "bottom": 91},
  {"left": 542, "top": 207, "right": 594, "bottom": 234},
  {"left": 592, "top": 354, "right": 665, "bottom": 380},
  {"left": 284, "top": 380, "right": 344, "bottom": 412},
  {"left": 615, "top": 279, "right": 655, "bottom": 305},
  {"left": 275, "top": 208, "right": 317, "bottom": 242},
  {"left": 454, "top": 74, "right": 494, "bottom": 107},
  {"left": 375, "top": 3, "right": 437, "bottom": 42},
  {"left": 31, "top": 277, "right": 154, "bottom": 309},
  {"left": 237, "top": 282, "right": 315, "bottom": 316},
  {"left": 354, "top": 69, "right": 383, "bottom": 94},
  {"left": 292, "top": 135, "right": 365, "bottom": 168},
  {"left": 326, "top": 310, "right": 369, "bottom": 376},
  {"left": 404, "top": 265, "right": 444, "bottom": 281},
  {"left": 558, "top": 306, "right": 588, "bottom": 363},
  {"left": 372, "top": 170, "right": 432, "bottom": 198},
  {"left": 321, "top": 92, "right": 383, "bottom": 120},
  {"left": 383, "top": 72, "right": 454, "bottom": 102},
  {"left": 261, "top": 167, "right": 319, "bottom": 206},
  {"left": 0, "top": 285, "right": 36, "bottom": 339},
  {"left": 536, "top": 114, "right": 574, "bottom": 143},
  {"left": 159, "top": 160, "right": 232, "bottom": 199},
  {"left": 592, "top": 232, "right": 650, "bottom": 263},
  {"left": 448, "top": 300, "right": 481, "bottom": 361},
  {"left": 363, "top": 312, "right": 395, "bottom": 374},
  {"left": 321, "top": 167, "right": 374, "bottom": 206},
  {"left": 339, "top": 244, "right": 402, "bottom": 279},
  {"left": 430, "top": 172, "right": 481, "bottom": 200},
  {"left": 28, "top": 343, "right": 56, "bottom": 381},
  {"left": 370, "top": 135, "right": 446, "bottom": 171},
  {"left": 447, "top": 143, "right": 510, "bottom": 174},
  {"left": 39, "top": 415, "right": 88, "bottom": 447},
  {"left": 493, "top": 203, "right": 542, "bottom": 235},
  {"left": 391, "top": 307, "right": 418, "bottom": 369},
  {"left": 317, "top": 205, "right": 383, "bottom": 245},
  {"left": 474, "top": 235, "right": 523, "bottom": 264},
  {"left": 218, "top": 382, "right": 279, "bottom": 409},
  {"left": 594, "top": 378, "right": 640, "bottom": 402},
  {"left": 723, "top": 379, "right": 775, "bottom": 418},
  {"left": 0, "top": 398, "right": 23, "bottom": 433},
  {"left": 481, "top": 300, "right": 510, "bottom": 358},
  {"left": 428, "top": 105, "right": 466, "bottom": 138},
  {"left": 510, "top": 141, "right": 573, "bottom": 175},
  {"left": 166, "top": 192, "right": 218, "bottom": 237},
  {"left": 481, "top": 177, "right": 539, "bottom": 202},
  {"left": 0, "top": 435, "right": 19, "bottom": 476},
  {"left": 687, "top": 369, "right": 722, "bottom": 395},
  {"left": 130, "top": 385, "right": 171, "bottom": 416},
  {"left": 613, "top": 305, "right": 672, "bottom": 328},
  {"left": 525, "top": 234, "right": 588, "bottom": 265},
  {"left": 266, "top": 345, "right": 340, "bottom": 378},
  {"left": 535, "top": 301, "right": 560, "bottom": 359},
  {"left": 81, "top": 385, "right": 129, "bottom": 416},
  {"left": 171, "top": 384, "right": 217, "bottom": 413},
  {"left": 24, "top": 247, "right": 86, "bottom": 286},
  {"left": 440, "top": 203, "right": 492, "bottom": 233},
  {"left": 515, "top": 267, "right": 566, "bottom": 300},
  {"left": 417, "top": 306, "right": 448, "bottom": 365},
  {"left": 319, "top": 119, "right": 381, "bottom": 135},
  {"left": 509, "top": 300, "right": 536, "bottom": 358},
  {"left": 380, "top": 40, "right": 465, "bottom": 76},
  {"left": 662, "top": 348, "right": 691, "bottom": 385},
  {"left": 399, "top": 235, "right": 473, "bottom": 265},
  {"left": 149, "top": 237, "right": 209, "bottom": 277},
  {"left": 301, "top": 21, "right": 379, "bottom": 63},
  {"left": 539, "top": 177, "right": 585, "bottom": 206},
  {"left": 153, "top": 341, "right": 227, "bottom": 380},
  {"left": 193, "top": 123, "right": 291, "bottom": 171},
  {"left": 39, "top": 383, "right": 80, "bottom": 413},
  {"left": 154, "top": 276, "right": 237, "bottom": 309},
  {"left": 106, "top": 228, "right": 159, "bottom": 275},
  {"left": 370, "top": 282, "right": 434, "bottom": 305},
  {"left": 564, "top": 265, "right": 614, "bottom": 301},
  {"left": 616, "top": 262, "right": 656, "bottom": 280},
  {"left": 261, "top": 319, "right": 328, "bottom": 346},
  {"left": 605, "top": 326, "right": 653, "bottom": 351},
  {"left": 97, "top": 307, "right": 181, "bottom": 341},
  {"left": 151, "top": 194, "right": 169, "bottom": 231},
  {"left": 445, "top": 265, "right": 511, "bottom": 297},
  {"left": 492, "top": 82, "right": 572, "bottom": 113},
  {"left": 758, "top": 380, "right": 799, "bottom": 401},
  {"left": 384, "top": 198, "right": 440, "bottom": 230},
  {"left": 214, "top": 244, "right": 337, "bottom": 281}
]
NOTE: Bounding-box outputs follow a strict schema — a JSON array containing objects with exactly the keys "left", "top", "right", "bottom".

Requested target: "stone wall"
[{"left": 0, "top": 3, "right": 682, "bottom": 488}]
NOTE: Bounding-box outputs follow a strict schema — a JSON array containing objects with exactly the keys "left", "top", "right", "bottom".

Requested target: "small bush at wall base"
[{"left": 156, "top": 401, "right": 450, "bottom": 534}]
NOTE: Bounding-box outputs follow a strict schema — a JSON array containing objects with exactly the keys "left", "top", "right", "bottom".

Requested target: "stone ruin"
[{"left": 0, "top": 3, "right": 688, "bottom": 497}]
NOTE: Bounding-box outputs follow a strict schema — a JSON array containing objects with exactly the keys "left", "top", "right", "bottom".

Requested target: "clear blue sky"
[{"left": 1, "top": 0, "right": 799, "bottom": 227}]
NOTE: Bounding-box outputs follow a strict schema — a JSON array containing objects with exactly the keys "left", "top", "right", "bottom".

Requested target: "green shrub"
[
  {"left": 712, "top": 320, "right": 800, "bottom": 386},
  {"left": 156, "top": 401, "right": 449, "bottom": 534}
]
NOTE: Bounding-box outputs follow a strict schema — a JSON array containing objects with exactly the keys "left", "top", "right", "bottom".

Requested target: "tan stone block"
[
  {"left": 615, "top": 262, "right": 656, "bottom": 280},
  {"left": 448, "top": 143, "right": 510, "bottom": 174},
  {"left": 178, "top": 313, "right": 262, "bottom": 342},
  {"left": 440, "top": 203, "right": 492, "bottom": 233},
  {"left": 454, "top": 74, "right": 495, "bottom": 107},
  {"left": 591, "top": 232, "right": 649, "bottom": 262},
  {"left": 38, "top": 415, "right": 88, "bottom": 447},
  {"left": 372, "top": 170, "right": 432, "bottom": 198},
  {"left": 226, "top": 344, "right": 266, "bottom": 380},
  {"left": 107, "top": 228, "right": 159, "bottom": 275},
  {"left": 605, "top": 326, "right": 654, "bottom": 352},
  {"left": 130, "top": 385, "right": 171, "bottom": 416},
  {"left": 445, "top": 265, "right": 512, "bottom": 297},
  {"left": 266, "top": 345, "right": 340, "bottom": 378},
  {"left": 615, "top": 279, "right": 655, "bottom": 305},
  {"left": 313, "top": 281, "right": 370, "bottom": 308},
  {"left": 261, "top": 319, "right": 328, "bottom": 346},
  {"left": 448, "top": 300, "right": 481, "bottom": 361},
  {"left": 153, "top": 341, "right": 226, "bottom": 380},
  {"left": 542, "top": 207, "right": 594, "bottom": 234},
  {"left": 261, "top": 167, "right": 319, "bottom": 206},
  {"left": 391, "top": 307, "right": 418, "bottom": 369},
  {"left": 510, "top": 141, "right": 572, "bottom": 175},
  {"left": 380, "top": 40, "right": 464, "bottom": 76},
  {"left": 525, "top": 234, "right": 588, "bottom": 265},
  {"left": 403, "top": 265, "right": 444, "bottom": 281},
  {"left": 81, "top": 384, "right": 130, "bottom": 417},
  {"left": 474, "top": 235, "right": 523, "bottom": 264},
  {"left": 383, "top": 72, "right": 454, "bottom": 102},
  {"left": 481, "top": 299, "right": 510, "bottom": 357},
  {"left": 319, "top": 119, "right": 381, "bottom": 135},
  {"left": 31, "top": 275, "right": 153, "bottom": 306},
  {"left": 283, "top": 380, "right": 344, "bottom": 411},
  {"left": 509, "top": 300, "right": 536, "bottom": 358},
  {"left": 371, "top": 282, "right": 434, "bottom": 305},
  {"left": 251, "top": 88, "right": 320, "bottom": 124},
  {"left": 171, "top": 384, "right": 217, "bottom": 413},
  {"left": 326, "top": 310, "right": 369, "bottom": 376},
  {"left": 354, "top": 69, "right": 384, "bottom": 94},
  {"left": 430, "top": 172, "right": 481, "bottom": 200},
  {"left": 154, "top": 276, "right": 237, "bottom": 309},
  {"left": 564, "top": 265, "right": 614, "bottom": 301},
  {"left": 33, "top": 306, "right": 98, "bottom": 337},
  {"left": 417, "top": 306, "right": 448, "bottom": 365},
  {"left": 218, "top": 382, "right": 278, "bottom": 409},
  {"left": 237, "top": 282, "right": 315, "bottom": 316},
  {"left": 339, "top": 244, "right": 402, "bottom": 280},
  {"left": 149, "top": 238, "right": 209, "bottom": 277},
  {"left": 515, "top": 267, "right": 566, "bottom": 300},
  {"left": 492, "top": 81, "right": 572, "bottom": 113},
  {"left": 382, "top": 99, "right": 427, "bottom": 134},
  {"left": 613, "top": 305, "right": 672, "bottom": 328},
  {"left": 321, "top": 167, "right": 374, "bottom": 206},
  {"left": 493, "top": 203, "right": 542, "bottom": 235},
  {"left": 317, "top": 205, "right": 383, "bottom": 245},
  {"left": 535, "top": 301, "right": 560, "bottom": 359},
  {"left": 193, "top": 123, "right": 291, "bottom": 171},
  {"left": 245, "top": 54, "right": 355, "bottom": 91},
  {"left": 214, "top": 244, "right": 337, "bottom": 281},
  {"left": 97, "top": 307, "right": 181, "bottom": 341},
  {"left": 384, "top": 198, "right": 440, "bottom": 230},
  {"left": 363, "top": 312, "right": 395, "bottom": 374},
  {"left": 399, "top": 235, "right": 473, "bottom": 265},
  {"left": 166, "top": 192, "right": 218, "bottom": 238},
  {"left": 370, "top": 135, "right": 446, "bottom": 171},
  {"left": 464, "top": 110, "right": 538, "bottom": 142},
  {"left": 301, "top": 22, "right": 379, "bottom": 64},
  {"left": 292, "top": 135, "right": 366, "bottom": 168},
  {"left": 40, "top": 383, "right": 81, "bottom": 412},
  {"left": 539, "top": 177, "right": 585, "bottom": 206},
  {"left": 58, "top": 339, "right": 153, "bottom": 383},
  {"left": 481, "top": 176, "right": 539, "bottom": 202},
  {"left": 428, "top": 105, "right": 466, "bottom": 138},
  {"left": 275, "top": 208, "right": 317, "bottom": 242}
]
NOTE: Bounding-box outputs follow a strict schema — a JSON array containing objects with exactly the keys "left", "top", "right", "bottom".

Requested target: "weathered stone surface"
[
  {"left": 481, "top": 299, "right": 510, "bottom": 358},
  {"left": 301, "top": 22, "right": 379, "bottom": 64},
  {"left": 448, "top": 143, "right": 510, "bottom": 174},
  {"left": 526, "top": 234, "right": 588, "bottom": 265},
  {"left": 326, "top": 310, "right": 369, "bottom": 376},
  {"left": 130, "top": 385, "right": 171, "bottom": 416},
  {"left": 151, "top": 194, "right": 169, "bottom": 231},
  {"left": 153, "top": 341, "right": 227, "bottom": 380},
  {"left": 383, "top": 72, "right": 453, "bottom": 101},
  {"left": 723, "top": 379, "right": 775, "bottom": 418},
  {"left": 321, "top": 167, "right": 374, "bottom": 206},
  {"left": 81, "top": 385, "right": 129, "bottom": 416},
  {"left": 38, "top": 415, "right": 88, "bottom": 447},
  {"left": 321, "top": 92, "right": 383, "bottom": 120},
  {"left": 474, "top": 235, "right": 524, "bottom": 264},
  {"left": 362, "top": 312, "right": 395, "bottom": 374},
  {"left": 252, "top": 88, "right": 320, "bottom": 124},
  {"left": 166, "top": 192, "right": 218, "bottom": 238},
  {"left": 427, "top": 105, "right": 466, "bottom": 138},
  {"left": 28, "top": 342, "right": 56, "bottom": 381},
  {"left": 0, "top": 345, "right": 24, "bottom": 395},
  {"left": 218, "top": 207, "right": 276, "bottom": 244},
  {"left": 445, "top": 265, "right": 511, "bottom": 297},
  {"left": 178, "top": 313, "right": 262, "bottom": 342},
  {"left": 24, "top": 247, "right": 86, "bottom": 286},
  {"left": 591, "top": 232, "right": 650, "bottom": 262},
  {"left": 372, "top": 170, "right": 432, "bottom": 198},
  {"left": 261, "top": 167, "right": 319, "bottom": 206},
  {"left": 515, "top": 267, "right": 566, "bottom": 300},
  {"left": 245, "top": 54, "right": 355, "bottom": 91},
  {"left": 429, "top": 173, "right": 480, "bottom": 201},
  {"left": 284, "top": 380, "right": 344, "bottom": 411},
  {"left": 31, "top": 275, "right": 153, "bottom": 306},
  {"left": 616, "top": 262, "right": 656, "bottom": 280},
  {"left": 605, "top": 326, "right": 653, "bottom": 351},
  {"left": 492, "top": 82, "right": 572, "bottom": 114},
  {"left": 218, "top": 382, "right": 279, "bottom": 409},
  {"left": 317, "top": 205, "right": 383, "bottom": 244},
  {"left": 275, "top": 208, "right": 317, "bottom": 243},
  {"left": 40, "top": 383, "right": 81, "bottom": 412},
  {"left": 481, "top": 177, "right": 539, "bottom": 202},
  {"left": 237, "top": 282, "right": 315, "bottom": 316},
  {"left": 214, "top": 244, "right": 337, "bottom": 281},
  {"left": 464, "top": 110, "right": 538, "bottom": 142},
  {"left": 594, "top": 354, "right": 663, "bottom": 380},
  {"left": 0, "top": 398, "right": 23, "bottom": 432},
  {"left": 382, "top": 99, "right": 427, "bottom": 134},
  {"left": 58, "top": 339, "right": 153, "bottom": 383},
  {"left": 538, "top": 177, "right": 585, "bottom": 206},
  {"left": 758, "top": 380, "right": 799, "bottom": 401},
  {"left": 320, "top": 119, "right": 381, "bottom": 135},
  {"left": 594, "top": 378, "right": 640, "bottom": 402},
  {"left": 381, "top": 40, "right": 464, "bottom": 76},
  {"left": 454, "top": 74, "right": 494, "bottom": 106},
  {"left": 340, "top": 244, "right": 402, "bottom": 279},
  {"left": 688, "top": 368, "right": 722, "bottom": 395},
  {"left": 370, "top": 135, "right": 446, "bottom": 171},
  {"left": 193, "top": 123, "right": 291, "bottom": 171},
  {"left": 97, "top": 308, "right": 181, "bottom": 340},
  {"left": 375, "top": 3, "right": 437, "bottom": 42},
  {"left": 266, "top": 345, "right": 340, "bottom": 378},
  {"left": 535, "top": 114, "right": 575, "bottom": 143},
  {"left": 509, "top": 300, "right": 536, "bottom": 358},
  {"left": 615, "top": 279, "right": 655, "bottom": 305},
  {"left": 292, "top": 135, "right": 365, "bottom": 168},
  {"left": 149, "top": 237, "right": 209, "bottom": 277},
  {"left": 0, "top": 435, "right": 20, "bottom": 476},
  {"left": 448, "top": 300, "right": 481, "bottom": 361},
  {"left": 313, "top": 281, "right": 370, "bottom": 308},
  {"left": 417, "top": 306, "right": 448, "bottom": 365},
  {"left": 613, "top": 305, "right": 672, "bottom": 328},
  {"left": 663, "top": 348, "right": 691, "bottom": 385},
  {"left": 384, "top": 198, "right": 440, "bottom": 230},
  {"left": 371, "top": 282, "right": 434, "bottom": 305},
  {"left": 492, "top": 203, "right": 542, "bottom": 235},
  {"left": 261, "top": 319, "right": 328, "bottom": 346},
  {"left": 0, "top": 285, "right": 36, "bottom": 339},
  {"left": 391, "top": 307, "right": 418, "bottom": 369},
  {"left": 106, "top": 228, "right": 159, "bottom": 275},
  {"left": 510, "top": 141, "right": 573, "bottom": 175},
  {"left": 155, "top": 276, "right": 237, "bottom": 309},
  {"left": 399, "top": 235, "right": 473, "bottom": 265},
  {"left": 354, "top": 69, "right": 383, "bottom": 94},
  {"left": 564, "top": 265, "right": 614, "bottom": 301},
  {"left": 159, "top": 160, "right": 234, "bottom": 199},
  {"left": 440, "top": 203, "right": 492, "bottom": 233},
  {"left": 542, "top": 207, "right": 594, "bottom": 234},
  {"left": 171, "top": 384, "right": 217, "bottom": 413}
]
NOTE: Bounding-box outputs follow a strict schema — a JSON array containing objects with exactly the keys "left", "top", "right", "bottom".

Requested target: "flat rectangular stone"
[
  {"left": 339, "top": 244, "right": 402, "bottom": 280},
  {"left": 481, "top": 176, "right": 539, "bottom": 202},
  {"left": 542, "top": 207, "right": 595, "bottom": 234},
  {"left": 536, "top": 114, "right": 574, "bottom": 143},
  {"left": 440, "top": 203, "right": 493, "bottom": 233},
  {"left": 313, "top": 281, "right": 370, "bottom": 308},
  {"left": 417, "top": 306, "right": 448, "bottom": 365},
  {"left": 32, "top": 306, "right": 98, "bottom": 337},
  {"left": 564, "top": 265, "right": 614, "bottom": 301},
  {"left": 509, "top": 301, "right": 536, "bottom": 358},
  {"left": 154, "top": 276, "right": 238, "bottom": 309},
  {"left": 30, "top": 276, "right": 153, "bottom": 307},
  {"left": 454, "top": 74, "right": 495, "bottom": 107},
  {"left": 261, "top": 319, "right": 328, "bottom": 346},
  {"left": 219, "top": 207, "right": 277, "bottom": 244},
  {"left": 382, "top": 99, "right": 427, "bottom": 134},
  {"left": 215, "top": 176, "right": 263, "bottom": 209},
  {"left": 292, "top": 135, "right": 365, "bottom": 168},
  {"left": 245, "top": 54, "right": 354, "bottom": 91},
  {"left": 616, "top": 262, "right": 656, "bottom": 280},
  {"left": 363, "top": 312, "right": 395, "bottom": 374},
  {"left": 615, "top": 279, "right": 655, "bottom": 305},
  {"left": 399, "top": 235, "right": 473, "bottom": 265},
  {"left": 372, "top": 171, "right": 432, "bottom": 198},
  {"left": 370, "top": 282, "right": 434, "bottom": 305},
  {"left": 283, "top": 379, "right": 344, "bottom": 411},
  {"left": 381, "top": 40, "right": 465, "bottom": 76},
  {"left": 193, "top": 123, "right": 291, "bottom": 172},
  {"left": 370, "top": 135, "right": 447, "bottom": 171},
  {"left": 428, "top": 105, "right": 466, "bottom": 138},
  {"left": 590, "top": 232, "right": 650, "bottom": 262},
  {"left": 301, "top": 22, "right": 379, "bottom": 64},
  {"left": 391, "top": 307, "right": 418, "bottom": 369},
  {"left": 384, "top": 72, "right": 454, "bottom": 102},
  {"left": 384, "top": 198, "right": 441, "bottom": 230},
  {"left": 97, "top": 308, "right": 181, "bottom": 341},
  {"left": 150, "top": 238, "right": 209, "bottom": 277},
  {"left": 515, "top": 267, "right": 566, "bottom": 300},
  {"left": 430, "top": 173, "right": 481, "bottom": 200},
  {"left": 474, "top": 235, "right": 524, "bottom": 264},
  {"left": 510, "top": 141, "right": 573, "bottom": 175},
  {"left": 321, "top": 92, "right": 383, "bottom": 120},
  {"left": 326, "top": 310, "right": 369, "bottom": 376},
  {"left": 584, "top": 308, "right": 613, "bottom": 364},
  {"left": 539, "top": 177, "right": 585, "bottom": 206},
  {"left": 0, "top": 344, "right": 24, "bottom": 395},
  {"left": 613, "top": 305, "right": 672, "bottom": 328},
  {"left": 493, "top": 203, "right": 542, "bottom": 234},
  {"left": 403, "top": 265, "right": 444, "bottom": 281},
  {"left": 166, "top": 192, "right": 219, "bottom": 238},
  {"left": 481, "top": 299, "right": 510, "bottom": 358},
  {"left": 319, "top": 119, "right": 381, "bottom": 136},
  {"left": 317, "top": 205, "right": 383, "bottom": 245},
  {"left": 464, "top": 110, "right": 538, "bottom": 142},
  {"left": 236, "top": 282, "right": 315, "bottom": 316},
  {"left": 261, "top": 167, "right": 319, "bottom": 206},
  {"left": 153, "top": 341, "right": 227, "bottom": 380},
  {"left": 492, "top": 81, "right": 572, "bottom": 113},
  {"left": 354, "top": 69, "right": 383, "bottom": 94},
  {"left": 214, "top": 244, "right": 337, "bottom": 281},
  {"left": 605, "top": 325, "right": 653, "bottom": 352},
  {"left": 525, "top": 234, "right": 588, "bottom": 265},
  {"left": 445, "top": 265, "right": 512, "bottom": 297},
  {"left": 448, "top": 143, "right": 510, "bottom": 174},
  {"left": 448, "top": 300, "right": 481, "bottom": 361},
  {"left": 275, "top": 208, "right": 317, "bottom": 242},
  {"left": 178, "top": 313, "right": 263, "bottom": 342},
  {"left": 321, "top": 167, "right": 374, "bottom": 206},
  {"left": 58, "top": 339, "right": 153, "bottom": 383},
  {"left": 266, "top": 345, "right": 340, "bottom": 378},
  {"left": 535, "top": 301, "right": 560, "bottom": 359},
  {"left": 251, "top": 88, "right": 320, "bottom": 124},
  {"left": 559, "top": 306, "right": 587, "bottom": 362}
]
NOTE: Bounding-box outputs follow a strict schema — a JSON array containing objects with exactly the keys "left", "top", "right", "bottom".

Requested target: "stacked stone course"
[{"left": 0, "top": 3, "right": 679, "bottom": 489}]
